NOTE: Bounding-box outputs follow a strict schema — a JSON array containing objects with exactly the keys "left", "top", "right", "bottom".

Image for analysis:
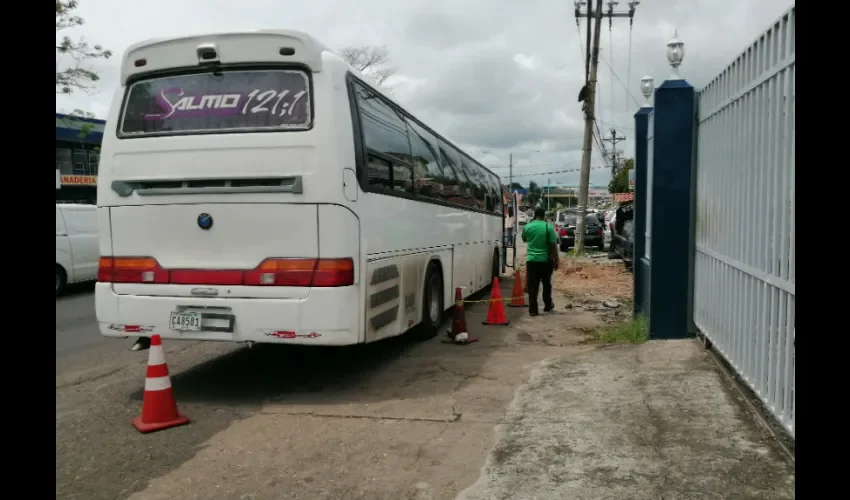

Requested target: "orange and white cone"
[{"left": 131, "top": 334, "right": 190, "bottom": 433}]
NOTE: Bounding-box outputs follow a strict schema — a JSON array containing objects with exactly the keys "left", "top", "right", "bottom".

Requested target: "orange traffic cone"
[
  {"left": 482, "top": 277, "right": 511, "bottom": 326},
  {"left": 508, "top": 269, "right": 528, "bottom": 307},
  {"left": 447, "top": 287, "right": 468, "bottom": 340},
  {"left": 131, "top": 334, "right": 190, "bottom": 433}
]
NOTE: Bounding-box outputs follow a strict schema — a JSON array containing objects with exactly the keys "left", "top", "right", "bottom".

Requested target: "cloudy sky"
[{"left": 56, "top": 0, "right": 791, "bottom": 188}]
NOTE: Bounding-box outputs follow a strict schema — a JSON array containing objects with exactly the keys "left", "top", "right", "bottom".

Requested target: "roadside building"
[{"left": 56, "top": 113, "right": 104, "bottom": 204}]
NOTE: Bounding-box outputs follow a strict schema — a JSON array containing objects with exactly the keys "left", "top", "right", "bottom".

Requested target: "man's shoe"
[
  {"left": 543, "top": 304, "right": 555, "bottom": 312},
  {"left": 529, "top": 312, "right": 539, "bottom": 317}
]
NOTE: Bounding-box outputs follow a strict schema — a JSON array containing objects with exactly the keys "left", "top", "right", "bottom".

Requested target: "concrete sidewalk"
[{"left": 456, "top": 340, "right": 794, "bottom": 500}]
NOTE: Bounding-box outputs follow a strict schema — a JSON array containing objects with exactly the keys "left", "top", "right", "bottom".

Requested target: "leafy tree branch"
[{"left": 56, "top": 0, "right": 112, "bottom": 95}]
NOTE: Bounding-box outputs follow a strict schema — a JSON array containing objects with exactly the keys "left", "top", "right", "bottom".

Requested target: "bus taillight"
[
  {"left": 243, "top": 258, "right": 355, "bottom": 287},
  {"left": 312, "top": 258, "right": 355, "bottom": 287},
  {"left": 98, "top": 257, "right": 169, "bottom": 284},
  {"left": 243, "top": 258, "right": 317, "bottom": 287},
  {"left": 98, "top": 257, "right": 354, "bottom": 287}
]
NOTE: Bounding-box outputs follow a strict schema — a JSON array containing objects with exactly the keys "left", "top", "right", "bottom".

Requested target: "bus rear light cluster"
[{"left": 98, "top": 257, "right": 354, "bottom": 287}]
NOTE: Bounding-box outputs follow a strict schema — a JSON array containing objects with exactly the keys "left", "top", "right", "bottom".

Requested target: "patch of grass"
[{"left": 594, "top": 314, "right": 649, "bottom": 344}]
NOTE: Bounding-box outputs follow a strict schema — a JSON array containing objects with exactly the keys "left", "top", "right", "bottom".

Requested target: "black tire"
[
  {"left": 414, "top": 264, "right": 443, "bottom": 341},
  {"left": 560, "top": 242, "right": 569, "bottom": 253},
  {"left": 491, "top": 249, "right": 500, "bottom": 282},
  {"left": 56, "top": 265, "right": 67, "bottom": 296},
  {"left": 597, "top": 242, "right": 606, "bottom": 251}
]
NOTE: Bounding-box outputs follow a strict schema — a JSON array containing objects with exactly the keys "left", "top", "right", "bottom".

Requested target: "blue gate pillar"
[
  {"left": 632, "top": 105, "right": 652, "bottom": 318},
  {"left": 646, "top": 76, "right": 695, "bottom": 339}
]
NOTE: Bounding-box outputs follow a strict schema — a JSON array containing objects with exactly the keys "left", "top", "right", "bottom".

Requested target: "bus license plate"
[{"left": 169, "top": 311, "right": 202, "bottom": 331}]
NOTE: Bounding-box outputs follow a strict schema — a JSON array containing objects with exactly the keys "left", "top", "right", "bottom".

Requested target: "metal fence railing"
[{"left": 692, "top": 5, "right": 795, "bottom": 437}]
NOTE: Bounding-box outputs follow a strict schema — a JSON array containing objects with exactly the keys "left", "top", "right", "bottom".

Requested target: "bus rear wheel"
[{"left": 414, "top": 264, "right": 443, "bottom": 341}]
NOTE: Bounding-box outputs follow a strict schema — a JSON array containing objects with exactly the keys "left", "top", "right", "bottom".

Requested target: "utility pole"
[
  {"left": 574, "top": 0, "right": 639, "bottom": 254},
  {"left": 603, "top": 128, "right": 626, "bottom": 178},
  {"left": 574, "top": 0, "right": 604, "bottom": 254},
  {"left": 508, "top": 152, "right": 513, "bottom": 197},
  {"left": 507, "top": 153, "right": 514, "bottom": 265}
]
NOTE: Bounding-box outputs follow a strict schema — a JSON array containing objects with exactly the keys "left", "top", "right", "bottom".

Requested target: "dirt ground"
[{"left": 552, "top": 255, "right": 633, "bottom": 304}]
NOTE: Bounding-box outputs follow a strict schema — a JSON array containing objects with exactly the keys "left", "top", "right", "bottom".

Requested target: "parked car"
[
  {"left": 517, "top": 211, "right": 528, "bottom": 225},
  {"left": 556, "top": 212, "right": 605, "bottom": 252},
  {"left": 609, "top": 202, "right": 634, "bottom": 270},
  {"left": 553, "top": 208, "right": 575, "bottom": 233},
  {"left": 56, "top": 203, "right": 99, "bottom": 295}
]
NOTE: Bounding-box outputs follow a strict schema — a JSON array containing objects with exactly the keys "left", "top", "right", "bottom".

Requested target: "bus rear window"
[{"left": 119, "top": 69, "right": 312, "bottom": 137}]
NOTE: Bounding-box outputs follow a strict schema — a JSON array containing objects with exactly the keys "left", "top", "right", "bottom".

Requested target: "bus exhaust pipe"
[{"left": 130, "top": 337, "right": 151, "bottom": 351}]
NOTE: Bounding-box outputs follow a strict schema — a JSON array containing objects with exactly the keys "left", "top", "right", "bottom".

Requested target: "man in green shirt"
[{"left": 521, "top": 207, "right": 559, "bottom": 316}]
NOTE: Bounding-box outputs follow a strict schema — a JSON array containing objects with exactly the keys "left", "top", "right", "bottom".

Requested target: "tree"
[
  {"left": 56, "top": 0, "right": 112, "bottom": 95},
  {"left": 525, "top": 181, "right": 543, "bottom": 207},
  {"left": 339, "top": 45, "right": 397, "bottom": 90},
  {"left": 60, "top": 109, "right": 99, "bottom": 147},
  {"left": 608, "top": 158, "right": 635, "bottom": 194}
]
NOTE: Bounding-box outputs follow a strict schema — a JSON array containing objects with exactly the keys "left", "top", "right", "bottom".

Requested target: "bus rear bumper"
[{"left": 95, "top": 283, "right": 362, "bottom": 346}]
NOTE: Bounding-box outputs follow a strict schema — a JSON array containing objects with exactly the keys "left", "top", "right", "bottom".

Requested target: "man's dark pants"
[{"left": 526, "top": 260, "right": 554, "bottom": 315}]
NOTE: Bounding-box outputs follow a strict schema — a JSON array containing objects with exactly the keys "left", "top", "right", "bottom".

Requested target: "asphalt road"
[
  {"left": 55, "top": 241, "right": 599, "bottom": 500},
  {"left": 56, "top": 282, "right": 103, "bottom": 354}
]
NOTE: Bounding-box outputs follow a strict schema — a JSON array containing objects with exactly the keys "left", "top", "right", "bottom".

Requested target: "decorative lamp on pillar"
[
  {"left": 640, "top": 74, "right": 654, "bottom": 107},
  {"left": 666, "top": 29, "right": 685, "bottom": 80}
]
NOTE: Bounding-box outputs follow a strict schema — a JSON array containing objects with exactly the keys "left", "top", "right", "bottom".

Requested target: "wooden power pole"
[
  {"left": 574, "top": 0, "right": 639, "bottom": 254},
  {"left": 574, "top": 0, "right": 604, "bottom": 254}
]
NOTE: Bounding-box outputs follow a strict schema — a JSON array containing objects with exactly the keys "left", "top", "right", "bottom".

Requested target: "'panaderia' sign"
[{"left": 60, "top": 175, "right": 98, "bottom": 186}]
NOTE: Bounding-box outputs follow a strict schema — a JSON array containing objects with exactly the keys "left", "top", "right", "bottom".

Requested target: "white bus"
[{"left": 95, "top": 30, "right": 505, "bottom": 347}]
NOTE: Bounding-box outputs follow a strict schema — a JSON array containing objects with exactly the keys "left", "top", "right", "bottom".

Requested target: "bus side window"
[
  {"left": 464, "top": 162, "right": 487, "bottom": 210},
  {"left": 405, "top": 118, "right": 446, "bottom": 201},
  {"left": 438, "top": 142, "right": 474, "bottom": 208},
  {"left": 367, "top": 156, "right": 393, "bottom": 190},
  {"left": 353, "top": 81, "right": 414, "bottom": 194},
  {"left": 486, "top": 175, "right": 503, "bottom": 215}
]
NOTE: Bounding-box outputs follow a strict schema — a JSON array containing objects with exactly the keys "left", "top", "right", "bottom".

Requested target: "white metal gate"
[{"left": 693, "top": 5, "right": 795, "bottom": 436}]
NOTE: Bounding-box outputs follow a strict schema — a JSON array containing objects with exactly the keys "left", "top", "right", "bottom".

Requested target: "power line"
[
  {"left": 592, "top": 127, "right": 608, "bottom": 167},
  {"left": 593, "top": 119, "right": 608, "bottom": 160},
  {"left": 575, "top": 18, "right": 586, "bottom": 78},
  {"left": 598, "top": 54, "right": 642, "bottom": 108},
  {"left": 508, "top": 164, "right": 610, "bottom": 178},
  {"left": 489, "top": 162, "right": 582, "bottom": 171},
  {"left": 596, "top": 118, "right": 632, "bottom": 131}
]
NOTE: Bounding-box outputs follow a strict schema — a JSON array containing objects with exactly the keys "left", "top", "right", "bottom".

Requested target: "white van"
[{"left": 56, "top": 204, "right": 99, "bottom": 295}]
